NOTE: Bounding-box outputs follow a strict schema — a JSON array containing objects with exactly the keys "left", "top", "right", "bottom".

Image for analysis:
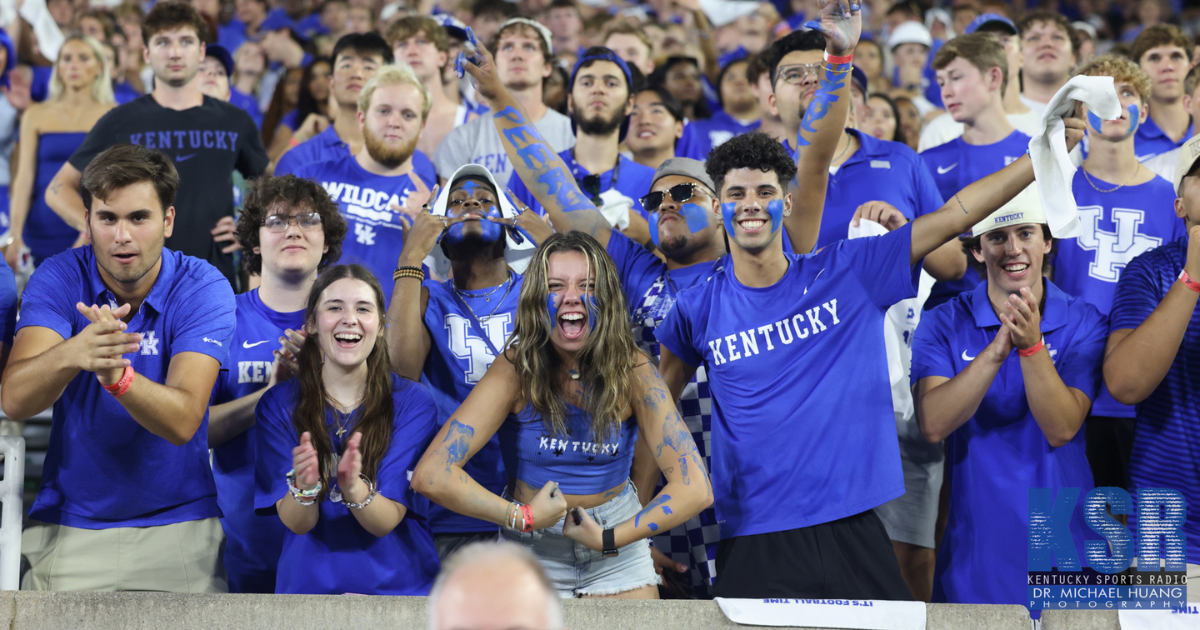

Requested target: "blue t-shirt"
[
  {"left": 510, "top": 150, "right": 655, "bottom": 220},
  {"left": 676, "top": 111, "right": 760, "bottom": 162},
  {"left": 230, "top": 88, "right": 264, "bottom": 131},
  {"left": 656, "top": 224, "right": 920, "bottom": 539},
  {"left": 113, "top": 82, "right": 140, "bottom": 105},
  {"left": 1109, "top": 237, "right": 1200, "bottom": 564},
  {"left": 18, "top": 247, "right": 235, "bottom": 528},
  {"left": 293, "top": 155, "right": 427, "bottom": 302},
  {"left": 1056, "top": 172, "right": 1184, "bottom": 417},
  {"left": 421, "top": 275, "right": 523, "bottom": 534},
  {"left": 819, "top": 129, "right": 944, "bottom": 249},
  {"left": 254, "top": 373, "right": 441, "bottom": 594},
  {"left": 920, "top": 130, "right": 1031, "bottom": 308},
  {"left": 912, "top": 280, "right": 1106, "bottom": 607},
  {"left": 210, "top": 288, "right": 302, "bottom": 593},
  {"left": 276, "top": 126, "right": 438, "bottom": 186},
  {"left": 1133, "top": 116, "right": 1193, "bottom": 162}
]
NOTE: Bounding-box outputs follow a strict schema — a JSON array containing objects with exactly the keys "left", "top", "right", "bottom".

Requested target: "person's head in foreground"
[{"left": 428, "top": 542, "right": 565, "bottom": 630}]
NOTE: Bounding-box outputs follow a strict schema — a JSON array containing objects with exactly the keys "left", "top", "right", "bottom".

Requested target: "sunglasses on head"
[{"left": 640, "top": 182, "right": 703, "bottom": 213}]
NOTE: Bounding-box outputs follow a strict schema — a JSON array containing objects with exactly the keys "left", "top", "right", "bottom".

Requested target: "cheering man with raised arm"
[
  {"left": 3, "top": 144, "right": 236, "bottom": 592},
  {"left": 652, "top": 3, "right": 1088, "bottom": 599}
]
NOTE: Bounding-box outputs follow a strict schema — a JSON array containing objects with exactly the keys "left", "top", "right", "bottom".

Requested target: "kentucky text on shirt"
[
  {"left": 129, "top": 130, "right": 240, "bottom": 152},
  {"left": 706, "top": 299, "right": 842, "bottom": 366}
]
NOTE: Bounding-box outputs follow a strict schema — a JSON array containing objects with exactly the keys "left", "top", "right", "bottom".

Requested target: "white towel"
[
  {"left": 18, "top": 0, "right": 64, "bottom": 62},
  {"left": 1027, "top": 75, "right": 1122, "bottom": 238}
]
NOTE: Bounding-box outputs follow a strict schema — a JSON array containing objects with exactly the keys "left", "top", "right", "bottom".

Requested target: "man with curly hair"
[{"left": 207, "top": 174, "right": 347, "bottom": 593}]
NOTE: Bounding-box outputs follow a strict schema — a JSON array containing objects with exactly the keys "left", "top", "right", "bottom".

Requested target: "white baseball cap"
[
  {"left": 889, "top": 21, "right": 933, "bottom": 50},
  {"left": 425, "top": 164, "right": 537, "bottom": 278},
  {"left": 1173, "top": 134, "right": 1200, "bottom": 195},
  {"left": 970, "top": 184, "right": 1046, "bottom": 236}
]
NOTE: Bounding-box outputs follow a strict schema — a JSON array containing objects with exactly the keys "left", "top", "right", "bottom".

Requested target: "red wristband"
[
  {"left": 824, "top": 51, "right": 854, "bottom": 64},
  {"left": 102, "top": 365, "right": 135, "bottom": 397},
  {"left": 1179, "top": 269, "right": 1200, "bottom": 294},
  {"left": 521, "top": 504, "right": 534, "bottom": 533},
  {"left": 1017, "top": 336, "right": 1045, "bottom": 358}
]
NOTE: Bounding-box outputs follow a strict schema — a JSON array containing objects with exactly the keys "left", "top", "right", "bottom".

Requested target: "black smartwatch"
[{"left": 602, "top": 528, "right": 618, "bottom": 558}]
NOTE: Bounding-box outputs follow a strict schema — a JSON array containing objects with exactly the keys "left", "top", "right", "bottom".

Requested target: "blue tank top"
[
  {"left": 26, "top": 132, "right": 85, "bottom": 264},
  {"left": 498, "top": 403, "right": 638, "bottom": 495}
]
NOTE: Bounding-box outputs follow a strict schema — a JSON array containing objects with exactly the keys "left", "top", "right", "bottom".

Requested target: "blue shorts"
[{"left": 501, "top": 480, "right": 661, "bottom": 597}]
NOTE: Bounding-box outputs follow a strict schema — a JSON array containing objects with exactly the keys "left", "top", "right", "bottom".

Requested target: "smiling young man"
[
  {"left": 509, "top": 47, "right": 655, "bottom": 228},
  {"left": 46, "top": 1, "right": 268, "bottom": 287},
  {"left": 292, "top": 64, "right": 432, "bottom": 302},
  {"left": 625, "top": 86, "right": 685, "bottom": 171},
  {"left": 433, "top": 18, "right": 575, "bottom": 187},
  {"left": 921, "top": 33, "right": 1031, "bottom": 309},
  {"left": 4, "top": 144, "right": 236, "bottom": 592},
  {"left": 1131, "top": 25, "right": 1194, "bottom": 161},
  {"left": 1056, "top": 55, "right": 1186, "bottom": 523}
]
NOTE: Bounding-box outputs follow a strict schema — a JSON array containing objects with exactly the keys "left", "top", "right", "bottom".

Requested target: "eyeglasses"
[
  {"left": 640, "top": 182, "right": 703, "bottom": 213},
  {"left": 582, "top": 174, "right": 603, "bottom": 207},
  {"left": 262, "top": 212, "right": 323, "bottom": 232},
  {"left": 775, "top": 63, "right": 822, "bottom": 86}
]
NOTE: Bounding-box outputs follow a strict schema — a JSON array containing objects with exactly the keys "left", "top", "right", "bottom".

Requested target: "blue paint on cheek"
[
  {"left": 1087, "top": 109, "right": 1104, "bottom": 134},
  {"left": 766, "top": 199, "right": 784, "bottom": 233},
  {"left": 648, "top": 212, "right": 661, "bottom": 247},
  {"left": 478, "top": 204, "right": 503, "bottom": 242},
  {"left": 721, "top": 202, "right": 738, "bottom": 235},
  {"left": 446, "top": 223, "right": 467, "bottom": 244},
  {"left": 547, "top": 293, "right": 559, "bottom": 329},
  {"left": 679, "top": 203, "right": 710, "bottom": 234},
  {"left": 1125, "top": 104, "right": 1140, "bottom": 137},
  {"left": 585, "top": 295, "right": 599, "bottom": 332}
]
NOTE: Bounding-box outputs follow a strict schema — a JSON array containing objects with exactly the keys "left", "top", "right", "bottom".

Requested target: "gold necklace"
[
  {"left": 1082, "top": 161, "right": 1140, "bottom": 193},
  {"left": 831, "top": 133, "right": 854, "bottom": 166}
]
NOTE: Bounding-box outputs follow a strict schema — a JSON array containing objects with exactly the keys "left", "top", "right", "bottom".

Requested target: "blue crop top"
[{"left": 498, "top": 403, "right": 638, "bottom": 495}]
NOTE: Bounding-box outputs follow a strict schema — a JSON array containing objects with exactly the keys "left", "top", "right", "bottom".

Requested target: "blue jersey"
[
  {"left": 230, "top": 88, "right": 263, "bottom": 130},
  {"left": 657, "top": 224, "right": 920, "bottom": 539},
  {"left": 254, "top": 374, "right": 441, "bottom": 594},
  {"left": 210, "top": 289, "right": 302, "bottom": 593},
  {"left": 421, "top": 275, "right": 522, "bottom": 534},
  {"left": 1110, "top": 237, "right": 1200, "bottom": 564},
  {"left": 676, "top": 112, "right": 760, "bottom": 162},
  {"left": 1056, "top": 172, "right": 1183, "bottom": 417},
  {"left": 276, "top": 126, "right": 438, "bottom": 186},
  {"left": 1133, "top": 116, "right": 1193, "bottom": 162},
  {"left": 606, "top": 231, "right": 725, "bottom": 597},
  {"left": 293, "top": 155, "right": 426, "bottom": 302},
  {"left": 17, "top": 248, "right": 234, "bottom": 528},
  {"left": 820, "top": 130, "right": 944, "bottom": 248},
  {"left": 510, "top": 150, "right": 656, "bottom": 220},
  {"left": 920, "top": 130, "right": 1030, "bottom": 308},
  {"left": 911, "top": 280, "right": 1106, "bottom": 607}
]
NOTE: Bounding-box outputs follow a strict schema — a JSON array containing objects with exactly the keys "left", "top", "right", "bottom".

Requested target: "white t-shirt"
[
  {"left": 1020, "top": 94, "right": 1048, "bottom": 118},
  {"left": 1143, "top": 146, "right": 1180, "bottom": 183},
  {"left": 432, "top": 108, "right": 576, "bottom": 187}
]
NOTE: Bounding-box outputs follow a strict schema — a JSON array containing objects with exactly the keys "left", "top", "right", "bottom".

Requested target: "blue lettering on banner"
[{"left": 1027, "top": 487, "right": 1188, "bottom": 610}]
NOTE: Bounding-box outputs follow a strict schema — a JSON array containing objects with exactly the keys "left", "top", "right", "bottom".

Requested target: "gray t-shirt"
[{"left": 433, "top": 108, "right": 575, "bottom": 187}]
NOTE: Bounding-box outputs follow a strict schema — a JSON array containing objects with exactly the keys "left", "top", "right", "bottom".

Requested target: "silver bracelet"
[{"left": 343, "top": 474, "right": 377, "bottom": 510}]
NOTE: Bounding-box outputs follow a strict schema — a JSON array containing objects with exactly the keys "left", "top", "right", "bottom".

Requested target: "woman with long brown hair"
[
  {"left": 254, "top": 264, "right": 441, "bottom": 594},
  {"left": 414, "top": 231, "right": 712, "bottom": 598}
]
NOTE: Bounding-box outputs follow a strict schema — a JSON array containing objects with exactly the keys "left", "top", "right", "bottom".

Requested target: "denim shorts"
[{"left": 501, "top": 480, "right": 661, "bottom": 598}]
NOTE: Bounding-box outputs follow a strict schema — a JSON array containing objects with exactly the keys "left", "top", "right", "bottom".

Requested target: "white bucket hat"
[
  {"left": 424, "top": 164, "right": 537, "bottom": 278},
  {"left": 971, "top": 184, "right": 1046, "bottom": 237}
]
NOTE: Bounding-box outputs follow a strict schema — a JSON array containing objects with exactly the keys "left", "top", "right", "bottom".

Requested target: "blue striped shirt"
[{"left": 1109, "top": 236, "right": 1200, "bottom": 563}]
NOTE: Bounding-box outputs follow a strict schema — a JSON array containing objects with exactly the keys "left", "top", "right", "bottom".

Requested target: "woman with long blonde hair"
[
  {"left": 6, "top": 34, "right": 114, "bottom": 270},
  {"left": 254, "top": 264, "right": 441, "bottom": 594},
  {"left": 414, "top": 231, "right": 712, "bottom": 599}
]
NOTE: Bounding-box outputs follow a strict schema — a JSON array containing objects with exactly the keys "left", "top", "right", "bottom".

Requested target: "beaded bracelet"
[
  {"left": 343, "top": 474, "right": 377, "bottom": 510},
  {"left": 393, "top": 265, "right": 424, "bottom": 282},
  {"left": 287, "top": 469, "right": 323, "bottom": 506}
]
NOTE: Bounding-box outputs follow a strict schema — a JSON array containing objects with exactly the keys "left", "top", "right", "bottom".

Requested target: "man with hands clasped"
[
  {"left": 912, "top": 186, "right": 1109, "bottom": 608},
  {"left": 4, "top": 144, "right": 236, "bottom": 592}
]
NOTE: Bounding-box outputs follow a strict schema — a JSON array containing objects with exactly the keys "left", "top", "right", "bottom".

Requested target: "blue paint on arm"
[
  {"left": 634, "top": 493, "right": 671, "bottom": 529},
  {"left": 795, "top": 64, "right": 849, "bottom": 150},
  {"left": 443, "top": 419, "right": 476, "bottom": 472}
]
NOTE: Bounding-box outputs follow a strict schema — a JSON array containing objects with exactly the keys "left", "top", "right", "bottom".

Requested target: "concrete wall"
[{"left": 0, "top": 592, "right": 1125, "bottom": 629}]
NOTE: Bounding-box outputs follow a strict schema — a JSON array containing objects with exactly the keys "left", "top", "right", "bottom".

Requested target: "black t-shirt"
[{"left": 69, "top": 94, "right": 268, "bottom": 284}]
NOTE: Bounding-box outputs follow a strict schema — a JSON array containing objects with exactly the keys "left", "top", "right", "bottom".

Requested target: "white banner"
[
  {"left": 1120, "top": 607, "right": 1200, "bottom": 630},
  {"left": 714, "top": 598, "right": 926, "bottom": 629}
]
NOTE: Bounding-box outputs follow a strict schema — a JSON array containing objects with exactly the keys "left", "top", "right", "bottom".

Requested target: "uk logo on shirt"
[
  {"left": 140, "top": 331, "right": 159, "bottom": 355},
  {"left": 1076, "top": 206, "right": 1162, "bottom": 282},
  {"left": 445, "top": 313, "right": 512, "bottom": 384}
]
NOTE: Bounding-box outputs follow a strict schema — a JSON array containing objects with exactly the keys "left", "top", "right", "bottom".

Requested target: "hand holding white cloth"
[{"left": 1027, "top": 75, "right": 1122, "bottom": 238}]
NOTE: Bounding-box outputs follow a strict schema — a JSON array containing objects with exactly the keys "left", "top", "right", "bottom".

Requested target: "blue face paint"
[
  {"left": 648, "top": 212, "right": 662, "bottom": 248},
  {"left": 584, "top": 294, "right": 599, "bottom": 332},
  {"left": 445, "top": 181, "right": 504, "bottom": 245},
  {"left": 721, "top": 200, "right": 784, "bottom": 238},
  {"left": 721, "top": 202, "right": 738, "bottom": 236},
  {"left": 1088, "top": 104, "right": 1141, "bottom": 138},
  {"left": 546, "top": 292, "right": 559, "bottom": 329},
  {"left": 650, "top": 202, "right": 710, "bottom": 248}
]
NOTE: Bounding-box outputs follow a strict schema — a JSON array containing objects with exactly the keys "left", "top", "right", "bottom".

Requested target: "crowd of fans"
[{"left": 0, "top": 0, "right": 1197, "bottom": 622}]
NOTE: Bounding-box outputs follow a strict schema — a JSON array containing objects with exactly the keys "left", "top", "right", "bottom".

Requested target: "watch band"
[{"left": 602, "top": 527, "right": 618, "bottom": 558}]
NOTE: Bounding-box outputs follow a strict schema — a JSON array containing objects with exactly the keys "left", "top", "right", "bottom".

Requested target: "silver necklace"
[
  {"left": 455, "top": 272, "right": 514, "bottom": 320},
  {"left": 455, "top": 280, "right": 505, "bottom": 302}
]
